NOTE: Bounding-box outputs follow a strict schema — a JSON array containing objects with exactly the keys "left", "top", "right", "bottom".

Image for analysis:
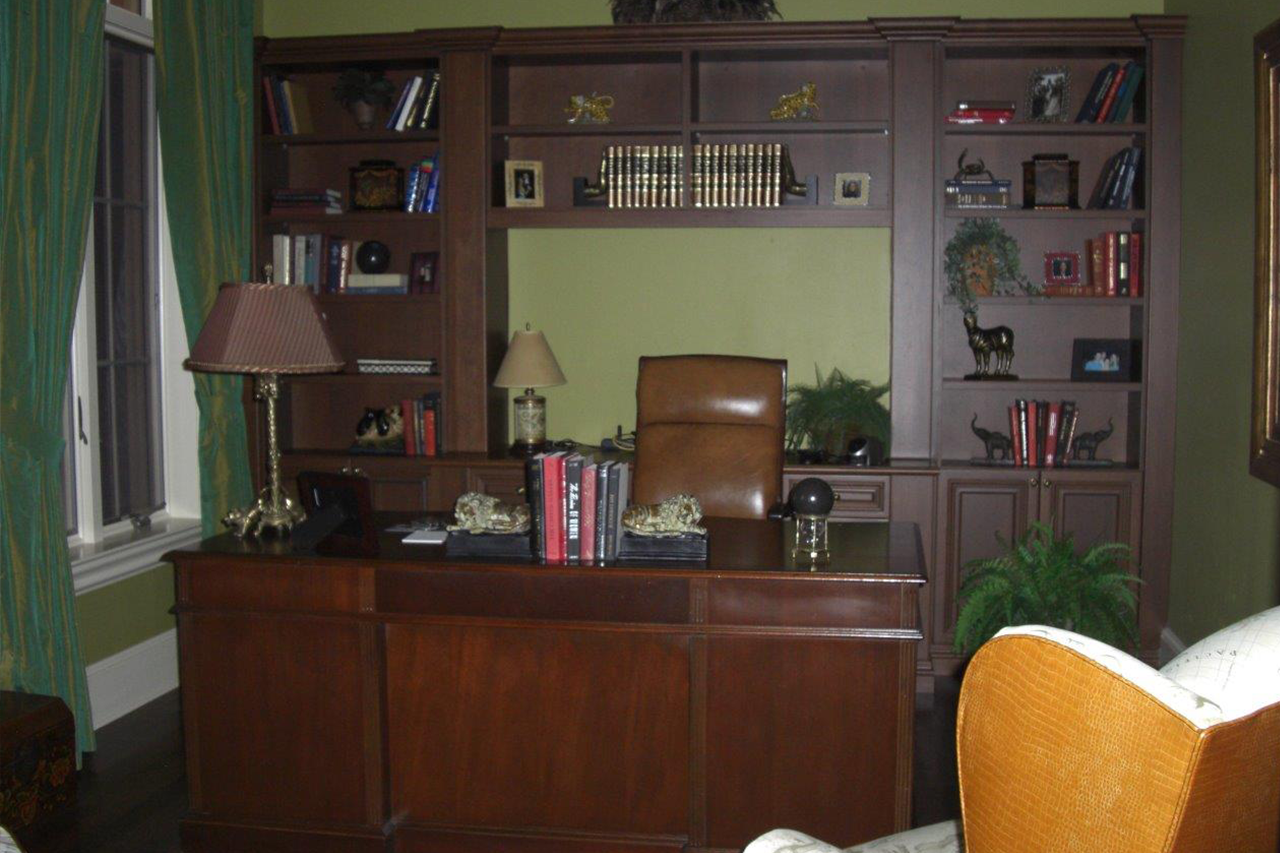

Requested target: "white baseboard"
[
  {"left": 1159, "top": 626, "right": 1187, "bottom": 665},
  {"left": 85, "top": 628, "right": 178, "bottom": 730}
]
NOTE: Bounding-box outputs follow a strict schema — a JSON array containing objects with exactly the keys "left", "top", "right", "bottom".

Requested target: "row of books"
[
  {"left": 944, "top": 178, "right": 1012, "bottom": 209},
  {"left": 1075, "top": 62, "right": 1144, "bottom": 124},
  {"left": 1083, "top": 231, "right": 1143, "bottom": 298},
  {"left": 601, "top": 145, "right": 686, "bottom": 209},
  {"left": 692, "top": 142, "right": 793, "bottom": 209},
  {"left": 945, "top": 99, "right": 1016, "bottom": 125},
  {"left": 261, "top": 75, "right": 314, "bottom": 135},
  {"left": 1089, "top": 146, "right": 1142, "bottom": 210},
  {"left": 400, "top": 393, "right": 444, "bottom": 457},
  {"left": 404, "top": 154, "right": 441, "bottom": 213},
  {"left": 526, "top": 453, "right": 632, "bottom": 563},
  {"left": 270, "top": 234, "right": 421, "bottom": 294},
  {"left": 270, "top": 187, "right": 342, "bottom": 216},
  {"left": 1008, "top": 399, "right": 1083, "bottom": 468},
  {"left": 387, "top": 72, "right": 440, "bottom": 132}
]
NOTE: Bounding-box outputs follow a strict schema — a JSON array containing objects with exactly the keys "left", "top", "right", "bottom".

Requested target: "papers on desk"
[{"left": 402, "top": 528, "right": 448, "bottom": 545}]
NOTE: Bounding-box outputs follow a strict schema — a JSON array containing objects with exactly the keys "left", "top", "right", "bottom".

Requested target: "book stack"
[
  {"left": 526, "top": 454, "right": 632, "bottom": 563},
  {"left": 1088, "top": 146, "right": 1142, "bottom": 210},
  {"left": 347, "top": 273, "right": 409, "bottom": 295},
  {"left": 269, "top": 235, "right": 430, "bottom": 294},
  {"left": 356, "top": 358, "right": 438, "bottom": 375},
  {"left": 403, "top": 154, "right": 441, "bottom": 213},
  {"left": 944, "top": 176, "right": 1012, "bottom": 209},
  {"left": 270, "top": 188, "right": 342, "bottom": 216},
  {"left": 1075, "top": 61, "right": 1144, "bottom": 123},
  {"left": 400, "top": 392, "right": 443, "bottom": 457},
  {"left": 1004, "top": 399, "right": 1081, "bottom": 468},
  {"left": 691, "top": 143, "right": 793, "bottom": 208},
  {"left": 387, "top": 72, "right": 441, "bottom": 132},
  {"left": 601, "top": 145, "right": 685, "bottom": 209},
  {"left": 1080, "top": 231, "right": 1143, "bottom": 297},
  {"left": 945, "top": 99, "right": 1016, "bottom": 124},
  {"left": 261, "top": 75, "right": 313, "bottom": 135}
]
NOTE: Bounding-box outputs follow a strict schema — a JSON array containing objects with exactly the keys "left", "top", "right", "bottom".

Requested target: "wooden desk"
[{"left": 169, "top": 517, "right": 925, "bottom": 853}]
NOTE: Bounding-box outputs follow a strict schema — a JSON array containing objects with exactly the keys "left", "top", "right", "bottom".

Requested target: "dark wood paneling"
[
  {"left": 465, "top": 464, "right": 526, "bottom": 503},
  {"left": 384, "top": 624, "right": 690, "bottom": 834},
  {"left": 707, "top": 577, "right": 904, "bottom": 631},
  {"left": 180, "top": 561, "right": 361, "bottom": 613},
  {"left": 704, "top": 636, "right": 906, "bottom": 849},
  {"left": 180, "top": 818, "right": 389, "bottom": 853},
  {"left": 782, "top": 472, "right": 890, "bottom": 519},
  {"left": 1044, "top": 470, "right": 1141, "bottom": 556},
  {"left": 396, "top": 826, "right": 686, "bottom": 853}
]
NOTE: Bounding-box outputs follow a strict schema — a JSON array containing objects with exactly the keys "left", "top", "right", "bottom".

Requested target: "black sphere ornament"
[
  {"left": 788, "top": 477, "right": 835, "bottom": 517},
  {"left": 355, "top": 240, "right": 391, "bottom": 274}
]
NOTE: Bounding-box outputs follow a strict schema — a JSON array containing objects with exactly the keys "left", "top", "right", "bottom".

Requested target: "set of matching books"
[
  {"left": 944, "top": 177, "right": 1012, "bottom": 209},
  {"left": 1089, "top": 146, "right": 1142, "bottom": 210},
  {"left": 692, "top": 142, "right": 792, "bottom": 208},
  {"left": 270, "top": 234, "right": 417, "bottom": 294},
  {"left": 400, "top": 392, "right": 443, "bottom": 457},
  {"left": 270, "top": 188, "right": 342, "bottom": 216},
  {"left": 602, "top": 145, "right": 686, "bottom": 209},
  {"left": 1075, "top": 62, "right": 1144, "bottom": 124},
  {"left": 526, "top": 454, "right": 633, "bottom": 563},
  {"left": 1083, "top": 231, "right": 1143, "bottom": 297},
  {"left": 387, "top": 72, "right": 441, "bottom": 132},
  {"left": 1008, "top": 399, "right": 1082, "bottom": 468},
  {"left": 945, "top": 99, "right": 1016, "bottom": 125},
  {"left": 261, "top": 75, "right": 313, "bottom": 135},
  {"left": 404, "top": 154, "right": 441, "bottom": 213}
]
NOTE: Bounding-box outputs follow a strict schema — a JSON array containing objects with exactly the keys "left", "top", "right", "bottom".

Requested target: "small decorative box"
[
  {"left": 1022, "top": 154, "right": 1079, "bottom": 209},
  {"left": 350, "top": 159, "right": 404, "bottom": 211}
]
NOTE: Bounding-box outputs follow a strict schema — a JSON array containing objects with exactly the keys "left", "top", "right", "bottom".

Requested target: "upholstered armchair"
[{"left": 744, "top": 606, "right": 1280, "bottom": 853}]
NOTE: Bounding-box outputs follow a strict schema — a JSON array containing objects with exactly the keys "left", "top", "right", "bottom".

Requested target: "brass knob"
[
  {"left": 516, "top": 486, "right": 526, "bottom": 495},
  {"left": 1042, "top": 479, "right": 1052, "bottom": 488},
  {"left": 1029, "top": 477, "right": 1039, "bottom": 487}
]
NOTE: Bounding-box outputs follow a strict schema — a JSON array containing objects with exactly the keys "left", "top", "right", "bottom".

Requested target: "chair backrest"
[
  {"left": 633, "top": 354, "right": 786, "bottom": 520},
  {"left": 955, "top": 618, "right": 1280, "bottom": 853}
]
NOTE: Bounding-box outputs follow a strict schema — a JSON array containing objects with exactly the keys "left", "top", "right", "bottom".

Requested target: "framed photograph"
[
  {"left": 1026, "top": 67, "right": 1071, "bottom": 123},
  {"left": 410, "top": 251, "right": 439, "bottom": 294},
  {"left": 295, "top": 471, "right": 379, "bottom": 555},
  {"left": 504, "top": 160, "right": 544, "bottom": 208},
  {"left": 1044, "top": 251, "right": 1081, "bottom": 286},
  {"left": 1071, "top": 338, "right": 1140, "bottom": 382},
  {"left": 833, "top": 172, "right": 871, "bottom": 207}
]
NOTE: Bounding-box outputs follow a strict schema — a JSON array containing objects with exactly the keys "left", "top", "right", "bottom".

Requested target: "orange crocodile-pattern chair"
[
  {"left": 632, "top": 355, "right": 786, "bottom": 520},
  {"left": 743, "top": 606, "right": 1280, "bottom": 853}
]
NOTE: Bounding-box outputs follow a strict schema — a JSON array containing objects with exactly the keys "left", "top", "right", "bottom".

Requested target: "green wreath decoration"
[{"left": 944, "top": 218, "right": 1038, "bottom": 312}]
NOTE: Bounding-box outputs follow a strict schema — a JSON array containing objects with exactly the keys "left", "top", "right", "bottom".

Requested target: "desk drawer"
[{"left": 784, "top": 473, "right": 890, "bottom": 520}]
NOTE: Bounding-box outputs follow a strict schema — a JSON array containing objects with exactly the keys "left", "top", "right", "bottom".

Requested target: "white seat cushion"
[
  {"left": 1161, "top": 605, "right": 1280, "bottom": 720},
  {"left": 743, "top": 820, "right": 962, "bottom": 853}
]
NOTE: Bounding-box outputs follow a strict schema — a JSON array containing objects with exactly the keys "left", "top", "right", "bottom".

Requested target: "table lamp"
[
  {"left": 493, "top": 324, "right": 566, "bottom": 455},
  {"left": 185, "top": 282, "right": 345, "bottom": 537}
]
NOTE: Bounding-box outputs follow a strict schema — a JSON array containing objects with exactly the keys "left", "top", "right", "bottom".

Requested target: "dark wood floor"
[{"left": 14, "top": 680, "right": 960, "bottom": 852}]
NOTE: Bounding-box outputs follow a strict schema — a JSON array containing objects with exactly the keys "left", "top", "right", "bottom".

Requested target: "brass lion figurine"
[
  {"left": 447, "top": 492, "right": 531, "bottom": 535},
  {"left": 565, "top": 92, "right": 615, "bottom": 124},
  {"left": 622, "top": 494, "right": 706, "bottom": 538},
  {"left": 770, "top": 82, "right": 819, "bottom": 121}
]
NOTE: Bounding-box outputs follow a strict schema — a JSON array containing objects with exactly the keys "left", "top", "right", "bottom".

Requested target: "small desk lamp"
[
  {"left": 185, "top": 282, "right": 345, "bottom": 537},
  {"left": 493, "top": 324, "right": 566, "bottom": 455}
]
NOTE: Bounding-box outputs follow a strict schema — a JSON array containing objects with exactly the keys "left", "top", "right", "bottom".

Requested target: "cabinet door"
[
  {"left": 935, "top": 472, "right": 1036, "bottom": 647},
  {"left": 1040, "top": 470, "right": 1141, "bottom": 559},
  {"left": 464, "top": 465, "right": 526, "bottom": 505},
  {"left": 344, "top": 457, "right": 432, "bottom": 513}
]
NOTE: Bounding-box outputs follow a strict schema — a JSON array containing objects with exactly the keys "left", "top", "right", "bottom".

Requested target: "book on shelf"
[
  {"left": 564, "top": 453, "right": 584, "bottom": 563},
  {"left": 270, "top": 187, "right": 343, "bottom": 216},
  {"left": 1088, "top": 146, "right": 1142, "bottom": 210},
  {"left": 998, "top": 399, "right": 1085, "bottom": 467},
  {"left": 526, "top": 456, "right": 631, "bottom": 563},
  {"left": 399, "top": 391, "right": 444, "bottom": 458},
  {"left": 944, "top": 179, "right": 1012, "bottom": 209},
  {"left": 347, "top": 273, "right": 408, "bottom": 294},
  {"left": 387, "top": 71, "right": 440, "bottom": 132},
  {"left": 1075, "top": 230, "right": 1142, "bottom": 297},
  {"left": 1077, "top": 61, "right": 1144, "bottom": 124},
  {"left": 404, "top": 154, "right": 441, "bottom": 212},
  {"left": 945, "top": 100, "right": 1016, "bottom": 124},
  {"left": 580, "top": 462, "right": 597, "bottom": 563},
  {"left": 601, "top": 144, "right": 684, "bottom": 209},
  {"left": 263, "top": 75, "right": 298, "bottom": 135}
]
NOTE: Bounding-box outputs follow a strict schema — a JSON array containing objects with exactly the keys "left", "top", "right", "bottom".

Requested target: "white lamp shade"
[{"left": 494, "top": 328, "right": 566, "bottom": 389}]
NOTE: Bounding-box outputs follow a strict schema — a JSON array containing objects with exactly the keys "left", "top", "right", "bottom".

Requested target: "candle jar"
[{"left": 793, "top": 513, "right": 830, "bottom": 565}]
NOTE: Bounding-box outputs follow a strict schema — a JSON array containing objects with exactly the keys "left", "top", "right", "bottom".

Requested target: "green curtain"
[
  {"left": 0, "top": 0, "right": 105, "bottom": 756},
  {"left": 154, "top": 0, "right": 256, "bottom": 536}
]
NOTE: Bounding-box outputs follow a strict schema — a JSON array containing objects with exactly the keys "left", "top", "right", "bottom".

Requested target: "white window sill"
[{"left": 71, "top": 516, "right": 203, "bottom": 594}]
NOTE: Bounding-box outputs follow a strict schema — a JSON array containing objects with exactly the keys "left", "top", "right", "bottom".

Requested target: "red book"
[
  {"left": 1130, "top": 232, "right": 1143, "bottom": 297},
  {"left": 1095, "top": 64, "right": 1128, "bottom": 122},
  {"left": 401, "top": 399, "right": 416, "bottom": 457},
  {"left": 1088, "top": 237, "right": 1104, "bottom": 296},
  {"left": 1104, "top": 232, "right": 1118, "bottom": 296},
  {"left": 580, "top": 463, "right": 597, "bottom": 563},
  {"left": 945, "top": 109, "right": 1015, "bottom": 124},
  {"left": 1009, "top": 404, "right": 1023, "bottom": 468},
  {"left": 261, "top": 77, "right": 281, "bottom": 135},
  {"left": 423, "top": 408, "right": 437, "bottom": 458},
  {"left": 1044, "top": 402, "right": 1061, "bottom": 468},
  {"left": 543, "top": 453, "right": 565, "bottom": 563},
  {"left": 1026, "top": 400, "right": 1039, "bottom": 468}
]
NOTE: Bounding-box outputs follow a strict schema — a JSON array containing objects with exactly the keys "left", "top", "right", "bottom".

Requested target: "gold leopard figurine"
[
  {"left": 565, "top": 93, "right": 615, "bottom": 124},
  {"left": 770, "top": 82, "right": 819, "bottom": 121}
]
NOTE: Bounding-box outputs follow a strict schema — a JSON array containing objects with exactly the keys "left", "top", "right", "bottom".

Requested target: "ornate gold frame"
[{"left": 1254, "top": 19, "right": 1280, "bottom": 486}]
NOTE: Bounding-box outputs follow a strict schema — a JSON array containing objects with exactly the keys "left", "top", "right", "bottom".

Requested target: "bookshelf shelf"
[
  {"left": 493, "top": 123, "right": 683, "bottom": 137},
  {"left": 286, "top": 372, "right": 443, "bottom": 384},
  {"left": 941, "top": 378, "right": 1142, "bottom": 391},
  {"left": 943, "top": 207, "right": 1145, "bottom": 219},
  {"left": 263, "top": 130, "right": 441, "bottom": 146},
  {"left": 487, "top": 206, "right": 892, "bottom": 228},
  {"left": 315, "top": 293, "right": 441, "bottom": 305},
  {"left": 943, "top": 122, "right": 1148, "bottom": 136},
  {"left": 263, "top": 210, "right": 441, "bottom": 223},
  {"left": 691, "top": 120, "right": 891, "bottom": 135},
  {"left": 942, "top": 295, "right": 1144, "bottom": 306}
]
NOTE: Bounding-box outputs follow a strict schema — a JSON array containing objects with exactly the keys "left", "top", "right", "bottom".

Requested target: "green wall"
[
  {"left": 76, "top": 565, "right": 175, "bottom": 665},
  {"left": 1164, "top": 0, "right": 1280, "bottom": 642}
]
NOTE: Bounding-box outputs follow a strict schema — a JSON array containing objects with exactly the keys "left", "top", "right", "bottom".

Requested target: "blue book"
[
  {"left": 404, "top": 162, "right": 422, "bottom": 212},
  {"left": 1110, "top": 63, "right": 1144, "bottom": 123},
  {"left": 1075, "top": 63, "right": 1117, "bottom": 123},
  {"left": 270, "top": 76, "right": 292, "bottom": 134},
  {"left": 424, "top": 155, "right": 441, "bottom": 213}
]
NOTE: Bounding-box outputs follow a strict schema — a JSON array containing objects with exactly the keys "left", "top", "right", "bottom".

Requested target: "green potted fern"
[
  {"left": 785, "top": 366, "right": 890, "bottom": 463},
  {"left": 952, "top": 522, "right": 1139, "bottom": 654}
]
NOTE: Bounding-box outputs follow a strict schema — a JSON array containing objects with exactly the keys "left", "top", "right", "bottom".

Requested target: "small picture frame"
[
  {"left": 833, "top": 172, "right": 871, "bottom": 207},
  {"left": 504, "top": 160, "right": 545, "bottom": 208},
  {"left": 410, "top": 251, "right": 439, "bottom": 294},
  {"left": 1071, "top": 338, "right": 1140, "bottom": 382},
  {"left": 1027, "top": 67, "right": 1071, "bottom": 123},
  {"left": 296, "top": 471, "right": 379, "bottom": 555},
  {"left": 1044, "top": 251, "right": 1081, "bottom": 287}
]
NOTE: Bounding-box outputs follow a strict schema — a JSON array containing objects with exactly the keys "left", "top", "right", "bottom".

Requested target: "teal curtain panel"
[
  {"left": 0, "top": 0, "right": 106, "bottom": 756},
  {"left": 154, "top": 0, "right": 256, "bottom": 535}
]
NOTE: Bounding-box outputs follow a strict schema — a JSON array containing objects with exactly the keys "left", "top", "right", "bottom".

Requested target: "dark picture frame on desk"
[{"left": 296, "top": 471, "right": 379, "bottom": 555}]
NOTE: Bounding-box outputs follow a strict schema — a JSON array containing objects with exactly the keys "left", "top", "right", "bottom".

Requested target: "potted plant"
[
  {"left": 333, "top": 68, "right": 397, "bottom": 129},
  {"left": 943, "top": 217, "right": 1037, "bottom": 312},
  {"left": 785, "top": 366, "right": 890, "bottom": 463},
  {"left": 953, "top": 521, "right": 1138, "bottom": 654}
]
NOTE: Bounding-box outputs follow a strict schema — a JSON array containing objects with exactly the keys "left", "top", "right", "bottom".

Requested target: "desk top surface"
[{"left": 171, "top": 516, "right": 925, "bottom": 582}]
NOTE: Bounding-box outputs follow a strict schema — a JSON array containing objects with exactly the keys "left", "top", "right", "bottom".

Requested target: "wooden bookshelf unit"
[{"left": 249, "top": 16, "right": 1183, "bottom": 677}]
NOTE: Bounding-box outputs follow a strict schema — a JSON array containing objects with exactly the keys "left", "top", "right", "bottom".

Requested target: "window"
[{"left": 63, "top": 2, "right": 201, "bottom": 591}]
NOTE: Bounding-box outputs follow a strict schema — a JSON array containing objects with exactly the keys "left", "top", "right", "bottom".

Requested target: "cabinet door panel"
[
  {"left": 464, "top": 465, "right": 526, "bottom": 505},
  {"left": 1043, "top": 472, "right": 1141, "bottom": 558}
]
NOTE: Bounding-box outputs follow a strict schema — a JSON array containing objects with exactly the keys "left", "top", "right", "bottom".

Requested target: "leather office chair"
[
  {"left": 633, "top": 355, "right": 786, "bottom": 520},
  {"left": 744, "top": 606, "right": 1280, "bottom": 853}
]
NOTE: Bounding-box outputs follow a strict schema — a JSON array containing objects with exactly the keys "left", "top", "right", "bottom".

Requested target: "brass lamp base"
[
  {"left": 223, "top": 373, "right": 306, "bottom": 538},
  {"left": 509, "top": 388, "right": 548, "bottom": 457}
]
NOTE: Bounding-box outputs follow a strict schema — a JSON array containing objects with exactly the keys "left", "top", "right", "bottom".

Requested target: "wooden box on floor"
[{"left": 0, "top": 691, "right": 76, "bottom": 831}]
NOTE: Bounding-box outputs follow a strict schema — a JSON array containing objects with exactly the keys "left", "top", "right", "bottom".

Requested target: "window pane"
[
  {"left": 109, "top": 0, "right": 143, "bottom": 15},
  {"left": 62, "top": 370, "right": 78, "bottom": 536}
]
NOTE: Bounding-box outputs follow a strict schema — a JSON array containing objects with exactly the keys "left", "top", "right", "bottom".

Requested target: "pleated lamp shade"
[
  {"left": 493, "top": 328, "right": 566, "bottom": 389},
  {"left": 185, "top": 282, "right": 345, "bottom": 375}
]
